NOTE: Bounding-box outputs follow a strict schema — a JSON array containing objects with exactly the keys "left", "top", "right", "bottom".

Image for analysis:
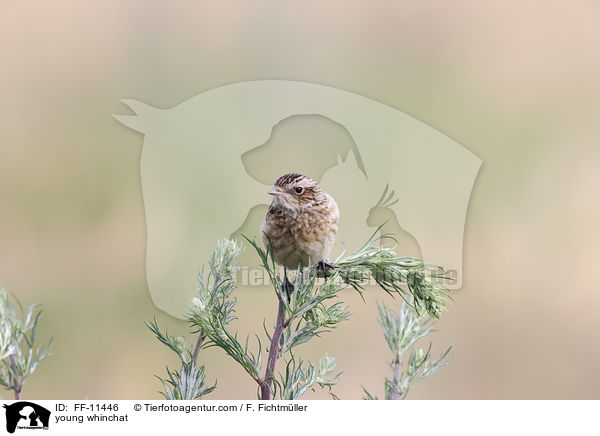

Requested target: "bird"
[{"left": 260, "top": 173, "right": 339, "bottom": 290}]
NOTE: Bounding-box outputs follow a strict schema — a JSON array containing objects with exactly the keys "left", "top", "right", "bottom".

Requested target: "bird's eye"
[{"left": 294, "top": 186, "right": 304, "bottom": 194}]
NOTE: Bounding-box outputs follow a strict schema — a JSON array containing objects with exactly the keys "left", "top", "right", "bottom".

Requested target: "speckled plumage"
[{"left": 261, "top": 173, "right": 339, "bottom": 270}]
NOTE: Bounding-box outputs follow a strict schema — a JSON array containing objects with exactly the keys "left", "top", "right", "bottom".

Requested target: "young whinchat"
[{"left": 261, "top": 173, "right": 339, "bottom": 273}]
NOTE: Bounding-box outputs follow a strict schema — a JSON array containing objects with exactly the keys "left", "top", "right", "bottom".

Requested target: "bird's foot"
[
  {"left": 315, "top": 261, "right": 335, "bottom": 279},
  {"left": 283, "top": 274, "right": 294, "bottom": 299}
]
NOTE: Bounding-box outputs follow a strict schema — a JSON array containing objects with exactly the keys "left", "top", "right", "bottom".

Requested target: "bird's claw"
[{"left": 315, "top": 261, "right": 334, "bottom": 279}]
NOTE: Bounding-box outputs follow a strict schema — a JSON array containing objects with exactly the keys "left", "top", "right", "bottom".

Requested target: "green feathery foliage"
[
  {"left": 333, "top": 228, "right": 452, "bottom": 318},
  {"left": 187, "top": 238, "right": 344, "bottom": 399},
  {"left": 145, "top": 319, "right": 216, "bottom": 400},
  {"left": 148, "top": 228, "right": 454, "bottom": 399},
  {"left": 362, "top": 302, "right": 452, "bottom": 400},
  {"left": 0, "top": 288, "right": 52, "bottom": 399}
]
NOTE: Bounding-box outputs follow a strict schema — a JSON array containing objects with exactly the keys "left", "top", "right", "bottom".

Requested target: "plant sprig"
[
  {"left": 363, "top": 302, "right": 453, "bottom": 400},
  {"left": 333, "top": 227, "right": 453, "bottom": 318},
  {"left": 0, "top": 288, "right": 52, "bottom": 400},
  {"left": 148, "top": 229, "right": 454, "bottom": 400}
]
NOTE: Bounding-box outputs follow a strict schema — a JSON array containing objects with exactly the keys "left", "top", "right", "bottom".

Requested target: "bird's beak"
[{"left": 268, "top": 187, "right": 284, "bottom": 196}]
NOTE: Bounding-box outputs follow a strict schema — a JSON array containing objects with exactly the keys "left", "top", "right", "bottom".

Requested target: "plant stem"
[
  {"left": 260, "top": 296, "right": 286, "bottom": 400},
  {"left": 389, "top": 354, "right": 403, "bottom": 400},
  {"left": 9, "top": 354, "right": 22, "bottom": 400}
]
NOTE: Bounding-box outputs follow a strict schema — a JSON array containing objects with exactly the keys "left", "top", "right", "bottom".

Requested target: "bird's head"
[{"left": 268, "top": 173, "right": 324, "bottom": 211}]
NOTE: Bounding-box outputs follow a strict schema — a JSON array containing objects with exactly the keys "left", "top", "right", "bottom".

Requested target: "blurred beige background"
[{"left": 1, "top": 1, "right": 599, "bottom": 399}]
